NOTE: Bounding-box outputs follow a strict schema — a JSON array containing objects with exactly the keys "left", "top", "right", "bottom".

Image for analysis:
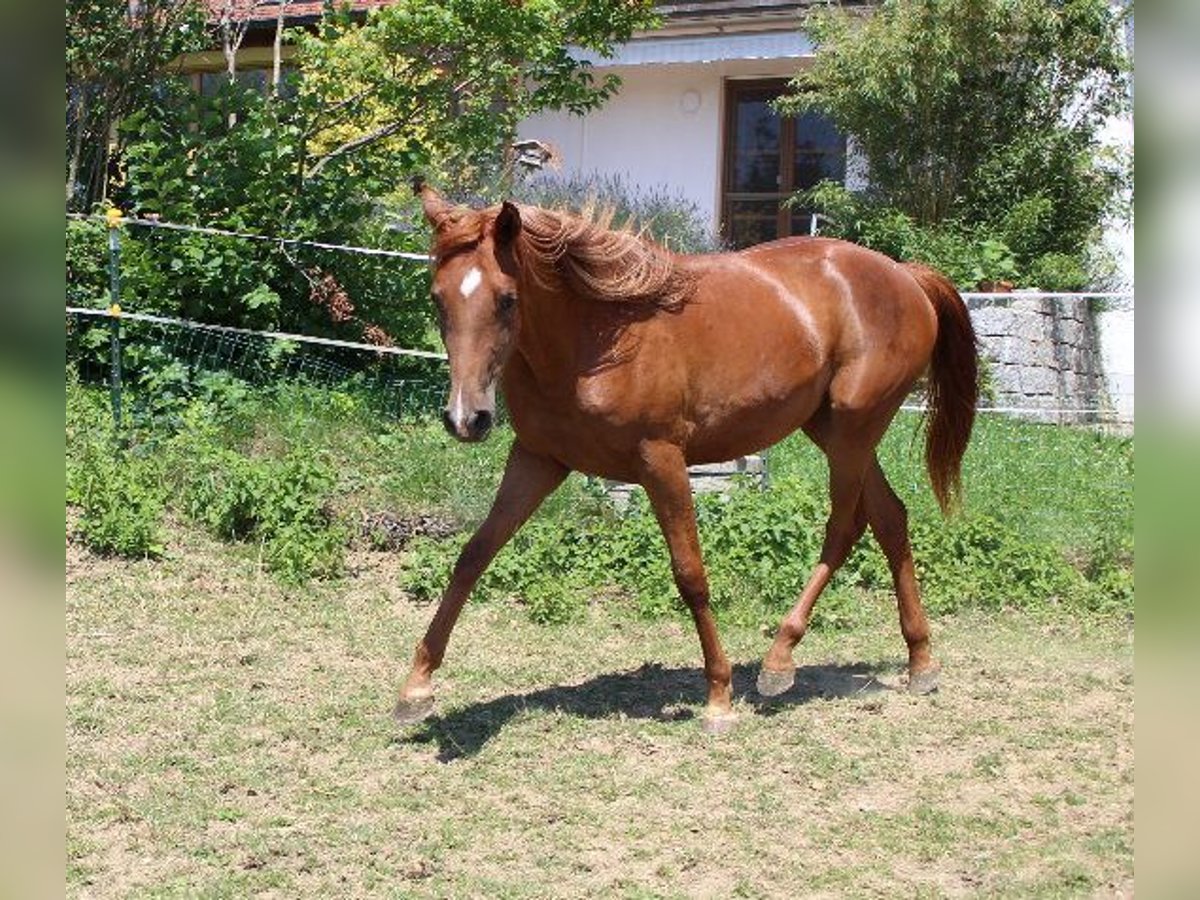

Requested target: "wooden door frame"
[{"left": 720, "top": 78, "right": 794, "bottom": 245}]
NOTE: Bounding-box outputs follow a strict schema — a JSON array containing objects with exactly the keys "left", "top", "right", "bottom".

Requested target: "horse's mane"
[
  {"left": 430, "top": 201, "right": 695, "bottom": 312},
  {"left": 515, "top": 205, "right": 695, "bottom": 312}
]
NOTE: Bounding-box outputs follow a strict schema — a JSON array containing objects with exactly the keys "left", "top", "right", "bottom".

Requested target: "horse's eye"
[{"left": 498, "top": 292, "right": 518, "bottom": 314}]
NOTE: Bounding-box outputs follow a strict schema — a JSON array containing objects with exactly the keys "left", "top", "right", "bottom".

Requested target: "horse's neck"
[{"left": 513, "top": 282, "right": 582, "bottom": 388}]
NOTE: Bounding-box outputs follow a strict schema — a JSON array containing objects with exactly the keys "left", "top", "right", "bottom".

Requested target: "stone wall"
[
  {"left": 967, "top": 294, "right": 1132, "bottom": 426},
  {"left": 605, "top": 455, "right": 764, "bottom": 507}
]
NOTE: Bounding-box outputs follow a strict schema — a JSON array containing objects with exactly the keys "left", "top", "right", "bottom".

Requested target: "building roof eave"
[{"left": 575, "top": 30, "right": 815, "bottom": 68}]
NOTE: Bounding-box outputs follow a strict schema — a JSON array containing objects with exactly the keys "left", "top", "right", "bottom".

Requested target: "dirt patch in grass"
[{"left": 67, "top": 534, "right": 1133, "bottom": 898}]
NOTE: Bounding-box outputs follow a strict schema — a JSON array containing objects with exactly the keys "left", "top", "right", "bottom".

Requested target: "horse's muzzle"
[{"left": 442, "top": 408, "right": 493, "bottom": 443}]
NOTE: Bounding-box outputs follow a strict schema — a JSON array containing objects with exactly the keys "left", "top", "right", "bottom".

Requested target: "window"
[
  {"left": 721, "top": 79, "right": 846, "bottom": 248},
  {"left": 195, "top": 66, "right": 298, "bottom": 99}
]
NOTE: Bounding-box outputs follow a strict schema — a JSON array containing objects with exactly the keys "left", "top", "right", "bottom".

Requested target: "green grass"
[
  {"left": 66, "top": 528, "right": 1134, "bottom": 897},
  {"left": 66, "top": 375, "right": 1133, "bottom": 625},
  {"left": 769, "top": 410, "right": 1133, "bottom": 559},
  {"left": 68, "top": 375, "right": 1134, "bottom": 893}
]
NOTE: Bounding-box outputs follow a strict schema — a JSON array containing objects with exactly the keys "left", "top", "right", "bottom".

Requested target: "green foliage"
[
  {"left": 174, "top": 425, "right": 347, "bottom": 584},
  {"left": 296, "top": 0, "right": 660, "bottom": 191},
  {"left": 800, "top": 181, "right": 1080, "bottom": 290},
  {"left": 68, "top": 1, "right": 665, "bottom": 395},
  {"left": 66, "top": 218, "right": 109, "bottom": 307},
  {"left": 66, "top": 375, "right": 1133, "bottom": 618},
  {"left": 67, "top": 0, "right": 207, "bottom": 209},
  {"left": 66, "top": 376, "right": 352, "bottom": 581},
  {"left": 907, "top": 514, "right": 1091, "bottom": 614},
  {"left": 785, "top": 0, "right": 1131, "bottom": 287},
  {"left": 113, "top": 82, "right": 434, "bottom": 348},
  {"left": 68, "top": 421, "right": 166, "bottom": 560},
  {"left": 401, "top": 468, "right": 1122, "bottom": 629}
]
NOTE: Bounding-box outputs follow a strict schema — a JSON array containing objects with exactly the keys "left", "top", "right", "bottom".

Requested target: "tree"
[
  {"left": 293, "top": 0, "right": 660, "bottom": 190},
  {"left": 66, "top": 0, "right": 207, "bottom": 208},
  {"left": 70, "top": 0, "right": 663, "bottom": 344},
  {"left": 781, "top": 0, "right": 1131, "bottom": 287}
]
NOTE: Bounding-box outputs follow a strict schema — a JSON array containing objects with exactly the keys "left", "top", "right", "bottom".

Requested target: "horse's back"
[
  {"left": 733, "top": 236, "right": 938, "bottom": 402},
  {"left": 655, "top": 237, "right": 937, "bottom": 459}
]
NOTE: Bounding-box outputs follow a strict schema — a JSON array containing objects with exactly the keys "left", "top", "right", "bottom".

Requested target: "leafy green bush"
[
  {"left": 66, "top": 218, "right": 109, "bottom": 309},
  {"left": 399, "top": 468, "right": 1121, "bottom": 629},
  {"left": 179, "top": 441, "right": 347, "bottom": 584},
  {"left": 67, "top": 80, "right": 437, "bottom": 395},
  {"left": 66, "top": 374, "right": 1132, "bottom": 617},
  {"left": 69, "top": 434, "right": 166, "bottom": 560},
  {"left": 782, "top": 0, "right": 1130, "bottom": 288},
  {"left": 800, "top": 182, "right": 1035, "bottom": 289}
]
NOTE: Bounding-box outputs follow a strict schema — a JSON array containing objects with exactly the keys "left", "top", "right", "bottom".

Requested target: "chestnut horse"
[{"left": 394, "top": 184, "right": 977, "bottom": 733}]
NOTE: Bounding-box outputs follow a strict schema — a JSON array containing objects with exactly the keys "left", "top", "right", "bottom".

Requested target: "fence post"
[{"left": 106, "top": 208, "right": 124, "bottom": 428}]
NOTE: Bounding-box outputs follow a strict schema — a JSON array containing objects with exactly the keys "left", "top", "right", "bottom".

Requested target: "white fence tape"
[
  {"left": 66, "top": 306, "right": 448, "bottom": 361},
  {"left": 67, "top": 211, "right": 1134, "bottom": 417},
  {"left": 67, "top": 212, "right": 432, "bottom": 262}
]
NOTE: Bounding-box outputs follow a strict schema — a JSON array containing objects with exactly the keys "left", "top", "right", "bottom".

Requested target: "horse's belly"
[
  {"left": 677, "top": 314, "right": 832, "bottom": 462},
  {"left": 684, "top": 377, "right": 830, "bottom": 464}
]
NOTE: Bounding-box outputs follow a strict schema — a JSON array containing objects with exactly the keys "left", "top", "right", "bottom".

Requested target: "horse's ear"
[
  {"left": 415, "top": 178, "right": 451, "bottom": 228},
  {"left": 494, "top": 201, "right": 522, "bottom": 248}
]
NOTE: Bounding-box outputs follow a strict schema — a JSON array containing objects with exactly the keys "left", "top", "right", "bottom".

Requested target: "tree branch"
[
  {"left": 304, "top": 119, "right": 408, "bottom": 179},
  {"left": 304, "top": 86, "right": 380, "bottom": 138}
]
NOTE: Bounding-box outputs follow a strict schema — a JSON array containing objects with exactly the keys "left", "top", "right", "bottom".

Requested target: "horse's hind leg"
[
  {"left": 394, "top": 442, "right": 568, "bottom": 725},
  {"left": 862, "top": 458, "right": 940, "bottom": 694},
  {"left": 758, "top": 419, "right": 872, "bottom": 697}
]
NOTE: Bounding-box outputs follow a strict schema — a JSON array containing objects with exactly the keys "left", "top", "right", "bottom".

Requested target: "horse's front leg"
[
  {"left": 638, "top": 441, "right": 737, "bottom": 733},
  {"left": 394, "top": 441, "right": 568, "bottom": 725}
]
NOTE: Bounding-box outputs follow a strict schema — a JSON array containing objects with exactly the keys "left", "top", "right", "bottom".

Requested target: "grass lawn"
[{"left": 67, "top": 526, "right": 1133, "bottom": 898}]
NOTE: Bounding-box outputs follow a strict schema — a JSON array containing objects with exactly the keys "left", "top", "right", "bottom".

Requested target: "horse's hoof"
[
  {"left": 701, "top": 710, "right": 738, "bottom": 735},
  {"left": 392, "top": 694, "right": 435, "bottom": 726},
  {"left": 907, "top": 666, "right": 940, "bottom": 695},
  {"left": 757, "top": 666, "right": 796, "bottom": 697}
]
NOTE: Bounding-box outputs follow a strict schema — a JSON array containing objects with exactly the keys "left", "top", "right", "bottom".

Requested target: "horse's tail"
[{"left": 905, "top": 263, "right": 979, "bottom": 515}]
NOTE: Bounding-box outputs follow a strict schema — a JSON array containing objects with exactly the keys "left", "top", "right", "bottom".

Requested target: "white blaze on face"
[
  {"left": 459, "top": 266, "right": 482, "bottom": 300},
  {"left": 450, "top": 386, "right": 466, "bottom": 431},
  {"left": 446, "top": 266, "right": 494, "bottom": 436}
]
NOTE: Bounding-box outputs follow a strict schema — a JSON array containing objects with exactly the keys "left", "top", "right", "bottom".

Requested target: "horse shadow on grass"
[{"left": 396, "top": 660, "right": 898, "bottom": 762}]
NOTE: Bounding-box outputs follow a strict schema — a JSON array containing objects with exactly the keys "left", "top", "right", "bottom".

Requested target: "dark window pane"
[
  {"left": 727, "top": 199, "right": 782, "bottom": 249},
  {"left": 199, "top": 71, "right": 225, "bottom": 97},
  {"left": 200, "top": 68, "right": 273, "bottom": 98},
  {"left": 723, "top": 83, "right": 846, "bottom": 247},
  {"left": 732, "top": 98, "right": 781, "bottom": 192},
  {"left": 236, "top": 68, "right": 269, "bottom": 94},
  {"left": 792, "top": 111, "right": 845, "bottom": 190},
  {"left": 278, "top": 66, "right": 300, "bottom": 99}
]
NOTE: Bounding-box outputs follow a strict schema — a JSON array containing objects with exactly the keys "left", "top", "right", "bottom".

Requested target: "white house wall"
[{"left": 518, "top": 56, "right": 809, "bottom": 229}]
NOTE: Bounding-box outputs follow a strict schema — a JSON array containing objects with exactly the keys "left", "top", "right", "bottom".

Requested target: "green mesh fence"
[{"left": 66, "top": 308, "right": 450, "bottom": 426}]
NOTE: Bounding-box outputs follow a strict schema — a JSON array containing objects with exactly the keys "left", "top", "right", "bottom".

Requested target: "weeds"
[
  {"left": 70, "top": 439, "right": 166, "bottom": 559},
  {"left": 66, "top": 384, "right": 166, "bottom": 559},
  {"left": 65, "top": 375, "right": 1133, "bottom": 620}
]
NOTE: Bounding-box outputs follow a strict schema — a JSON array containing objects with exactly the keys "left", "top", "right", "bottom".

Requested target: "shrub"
[
  {"left": 783, "top": 0, "right": 1130, "bottom": 285},
  {"left": 400, "top": 468, "right": 1124, "bottom": 629},
  {"left": 66, "top": 376, "right": 1132, "bottom": 616},
  {"left": 180, "top": 443, "right": 348, "bottom": 583},
  {"left": 70, "top": 437, "right": 166, "bottom": 559},
  {"left": 800, "top": 182, "right": 1025, "bottom": 288},
  {"left": 514, "top": 172, "right": 724, "bottom": 254}
]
